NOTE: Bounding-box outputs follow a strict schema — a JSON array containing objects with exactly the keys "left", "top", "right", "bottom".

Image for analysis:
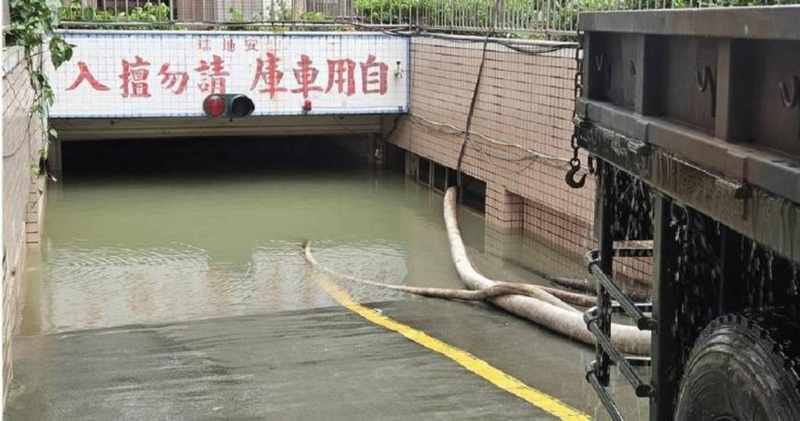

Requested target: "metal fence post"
[{"left": 650, "top": 193, "right": 680, "bottom": 421}]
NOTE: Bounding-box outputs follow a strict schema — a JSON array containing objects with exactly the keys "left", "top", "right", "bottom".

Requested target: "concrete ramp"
[{"left": 6, "top": 305, "right": 556, "bottom": 420}]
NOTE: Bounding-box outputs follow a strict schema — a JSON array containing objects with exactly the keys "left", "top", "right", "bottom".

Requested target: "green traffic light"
[{"left": 225, "top": 94, "right": 255, "bottom": 118}]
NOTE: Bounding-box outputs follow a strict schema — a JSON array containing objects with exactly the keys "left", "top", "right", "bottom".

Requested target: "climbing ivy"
[
  {"left": 7, "top": 0, "right": 73, "bottom": 116},
  {"left": 7, "top": 0, "right": 74, "bottom": 177}
]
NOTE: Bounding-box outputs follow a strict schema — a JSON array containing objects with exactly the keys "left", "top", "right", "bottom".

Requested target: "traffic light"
[{"left": 202, "top": 94, "right": 255, "bottom": 119}]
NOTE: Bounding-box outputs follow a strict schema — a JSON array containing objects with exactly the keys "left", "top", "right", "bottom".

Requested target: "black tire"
[{"left": 675, "top": 314, "right": 800, "bottom": 421}]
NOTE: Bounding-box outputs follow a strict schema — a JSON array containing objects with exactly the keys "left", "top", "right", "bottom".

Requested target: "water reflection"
[{"left": 20, "top": 169, "right": 588, "bottom": 336}]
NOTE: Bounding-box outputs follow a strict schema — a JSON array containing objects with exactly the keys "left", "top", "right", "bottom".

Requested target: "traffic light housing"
[{"left": 203, "top": 94, "right": 255, "bottom": 119}]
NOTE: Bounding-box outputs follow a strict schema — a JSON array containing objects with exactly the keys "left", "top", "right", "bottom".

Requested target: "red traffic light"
[{"left": 203, "top": 94, "right": 226, "bottom": 117}]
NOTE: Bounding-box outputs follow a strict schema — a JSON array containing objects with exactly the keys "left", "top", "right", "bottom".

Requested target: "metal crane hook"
[{"left": 565, "top": 158, "right": 587, "bottom": 189}]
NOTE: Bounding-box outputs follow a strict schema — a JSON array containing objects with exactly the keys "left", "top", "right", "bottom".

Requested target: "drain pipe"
[{"left": 443, "top": 187, "right": 651, "bottom": 356}]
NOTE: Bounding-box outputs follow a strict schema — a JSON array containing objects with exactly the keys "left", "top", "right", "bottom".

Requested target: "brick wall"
[
  {"left": 389, "top": 37, "right": 597, "bottom": 256},
  {"left": 3, "top": 46, "right": 46, "bottom": 401}
]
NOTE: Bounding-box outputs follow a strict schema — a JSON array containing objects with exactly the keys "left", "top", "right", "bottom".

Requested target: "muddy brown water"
[
  {"left": 14, "top": 151, "right": 647, "bottom": 420},
  {"left": 20, "top": 168, "right": 590, "bottom": 336}
]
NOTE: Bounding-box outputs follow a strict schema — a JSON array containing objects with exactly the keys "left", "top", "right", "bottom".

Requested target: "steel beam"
[
  {"left": 593, "top": 161, "right": 615, "bottom": 386},
  {"left": 650, "top": 193, "right": 680, "bottom": 421},
  {"left": 579, "top": 6, "right": 800, "bottom": 41}
]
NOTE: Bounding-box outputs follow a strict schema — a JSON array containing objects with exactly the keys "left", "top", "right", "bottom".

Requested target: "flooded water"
[
  {"left": 20, "top": 163, "right": 586, "bottom": 336},
  {"left": 13, "top": 139, "right": 647, "bottom": 420}
]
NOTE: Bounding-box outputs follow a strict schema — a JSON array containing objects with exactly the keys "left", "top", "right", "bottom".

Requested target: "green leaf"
[
  {"left": 44, "top": 90, "right": 55, "bottom": 106},
  {"left": 10, "top": 0, "right": 76, "bottom": 117}
]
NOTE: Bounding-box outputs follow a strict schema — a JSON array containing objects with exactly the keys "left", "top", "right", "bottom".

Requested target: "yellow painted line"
[{"left": 318, "top": 277, "right": 591, "bottom": 421}]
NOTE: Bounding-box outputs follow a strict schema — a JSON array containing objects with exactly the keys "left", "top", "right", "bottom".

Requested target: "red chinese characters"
[
  {"left": 360, "top": 55, "right": 388, "bottom": 95},
  {"left": 250, "top": 53, "right": 389, "bottom": 99},
  {"left": 63, "top": 47, "right": 395, "bottom": 102},
  {"left": 66, "top": 62, "right": 111, "bottom": 92},
  {"left": 195, "top": 55, "right": 229, "bottom": 94},
  {"left": 119, "top": 56, "right": 152, "bottom": 98},
  {"left": 158, "top": 64, "right": 190, "bottom": 95},
  {"left": 290, "top": 55, "right": 323, "bottom": 98},
  {"left": 250, "top": 52, "right": 287, "bottom": 99},
  {"left": 326, "top": 59, "right": 356, "bottom": 96}
]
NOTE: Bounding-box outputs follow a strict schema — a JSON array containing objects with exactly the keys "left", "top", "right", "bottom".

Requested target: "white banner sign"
[{"left": 47, "top": 31, "right": 410, "bottom": 118}]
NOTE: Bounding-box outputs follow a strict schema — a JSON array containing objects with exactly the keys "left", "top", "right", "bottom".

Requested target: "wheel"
[{"left": 675, "top": 314, "right": 800, "bottom": 421}]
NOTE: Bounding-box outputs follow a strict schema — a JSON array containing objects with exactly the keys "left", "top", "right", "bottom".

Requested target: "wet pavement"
[
  {"left": 7, "top": 303, "right": 560, "bottom": 420},
  {"left": 7, "top": 296, "right": 649, "bottom": 420}
]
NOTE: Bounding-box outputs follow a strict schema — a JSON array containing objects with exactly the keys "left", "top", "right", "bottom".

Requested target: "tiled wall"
[
  {"left": 389, "top": 37, "right": 597, "bottom": 255},
  {"left": 3, "top": 46, "right": 46, "bottom": 400},
  {"left": 389, "top": 37, "right": 653, "bottom": 281}
]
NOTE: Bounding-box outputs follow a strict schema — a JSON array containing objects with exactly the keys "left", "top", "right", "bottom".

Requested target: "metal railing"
[
  {"left": 350, "top": 0, "right": 800, "bottom": 34},
  {"left": 60, "top": 0, "right": 800, "bottom": 35},
  {"left": 59, "top": 0, "right": 350, "bottom": 26}
]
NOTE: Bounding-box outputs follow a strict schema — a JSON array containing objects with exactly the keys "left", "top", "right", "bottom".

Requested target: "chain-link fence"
[
  {"left": 60, "top": 0, "right": 800, "bottom": 35},
  {"left": 51, "top": 0, "right": 797, "bottom": 285}
]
